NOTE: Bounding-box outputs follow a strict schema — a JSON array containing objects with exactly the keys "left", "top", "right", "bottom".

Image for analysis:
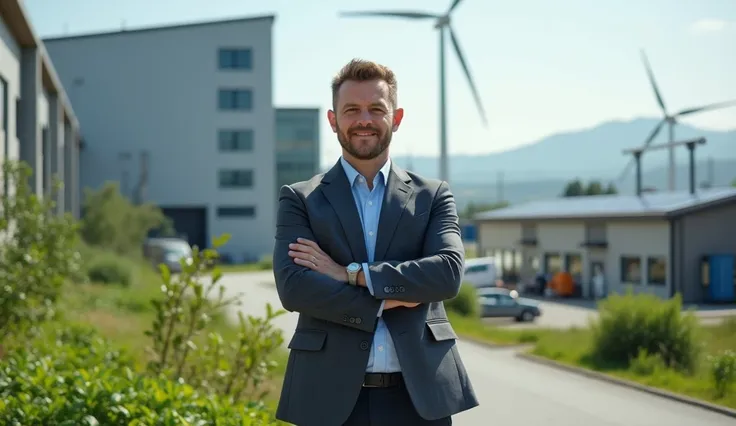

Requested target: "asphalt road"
[{"left": 214, "top": 271, "right": 734, "bottom": 426}]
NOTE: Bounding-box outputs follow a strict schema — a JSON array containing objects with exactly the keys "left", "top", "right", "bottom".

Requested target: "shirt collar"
[{"left": 340, "top": 156, "right": 392, "bottom": 187}]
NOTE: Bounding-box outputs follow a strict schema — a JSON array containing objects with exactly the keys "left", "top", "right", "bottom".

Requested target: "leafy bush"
[
  {"left": 590, "top": 292, "right": 700, "bottom": 372},
  {"left": 80, "top": 182, "right": 173, "bottom": 256},
  {"left": 0, "top": 324, "right": 279, "bottom": 425},
  {"left": 257, "top": 255, "right": 274, "bottom": 271},
  {"left": 0, "top": 161, "right": 82, "bottom": 339},
  {"left": 445, "top": 283, "right": 479, "bottom": 318},
  {"left": 146, "top": 234, "right": 286, "bottom": 401},
  {"left": 85, "top": 252, "right": 134, "bottom": 287},
  {"left": 708, "top": 350, "right": 736, "bottom": 398}
]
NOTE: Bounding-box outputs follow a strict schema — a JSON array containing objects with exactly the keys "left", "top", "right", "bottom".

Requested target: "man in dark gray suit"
[{"left": 273, "top": 58, "right": 478, "bottom": 426}]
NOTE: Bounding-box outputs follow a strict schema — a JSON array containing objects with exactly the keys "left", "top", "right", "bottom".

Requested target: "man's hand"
[
  {"left": 289, "top": 238, "right": 349, "bottom": 283},
  {"left": 384, "top": 300, "right": 420, "bottom": 310}
]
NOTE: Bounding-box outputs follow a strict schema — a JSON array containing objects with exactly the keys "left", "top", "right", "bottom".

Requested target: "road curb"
[{"left": 516, "top": 352, "right": 736, "bottom": 419}]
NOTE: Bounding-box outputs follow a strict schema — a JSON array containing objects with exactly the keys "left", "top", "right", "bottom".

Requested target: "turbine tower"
[
  {"left": 618, "top": 50, "right": 736, "bottom": 190},
  {"left": 339, "top": 0, "right": 487, "bottom": 183}
]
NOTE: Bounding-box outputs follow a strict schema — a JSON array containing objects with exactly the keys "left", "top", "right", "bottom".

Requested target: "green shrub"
[
  {"left": 257, "top": 255, "right": 274, "bottom": 271},
  {"left": 85, "top": 253, "right": 134, "bottom": 286},
  {"left": 80, "top": 182, "right": 173, "bottom": 256},
  {"left": 445, "top": 283, "right": 479, "bottom": 318},
  {"left": 0, "top": 161, "right": 82, "bottom": 339},
  {"left": 0, "top": 325, "right": 279, "bottom": 425},
  {"left": 146, "top": 234, "right": 286, "bottom": 402},
  {"left": 709, "top": 350, "right": 736, "bottom": 398},
  {"left": 590, "top": 292, "right": 700, "bottom": 372}
]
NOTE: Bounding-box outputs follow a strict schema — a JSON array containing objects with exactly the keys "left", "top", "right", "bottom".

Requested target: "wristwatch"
[{"left": 346, "top": 262, "right": 362, "bottom": 286}]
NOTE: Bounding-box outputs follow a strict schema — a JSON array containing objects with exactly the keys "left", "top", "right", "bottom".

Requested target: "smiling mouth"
[{"left": 352, "top": 131, "right": 377, "bottom": 137}]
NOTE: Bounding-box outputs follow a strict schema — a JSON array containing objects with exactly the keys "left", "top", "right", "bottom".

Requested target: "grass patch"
[
  {"left": 528, "top": 318, "right": 736, "bottom": 409},
  {"left": 56, "top": 251, "right": 288, "bottom": 403},
  {"left": 447, "top": 291, "right": 736, "bottom": 410}
]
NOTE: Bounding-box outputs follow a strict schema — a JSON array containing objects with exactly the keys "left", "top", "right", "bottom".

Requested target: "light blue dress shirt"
[{"left": 340, "top": 156, "right": 401, "bottom": 373}]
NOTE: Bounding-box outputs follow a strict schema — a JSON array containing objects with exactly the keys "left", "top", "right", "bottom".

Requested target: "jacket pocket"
[
  {"left": 288, "top": 329, "right": 327, "bottom": 351},
  {"left": 426, "top": 321, "right": 458, "bottom": 342}
]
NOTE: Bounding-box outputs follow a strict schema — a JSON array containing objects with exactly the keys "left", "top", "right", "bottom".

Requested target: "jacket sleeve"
[
  {"left": 273, "top": 185, "right": 382, "bottom": 333},
  {"left": 366, "top": 181, "right": 465, "bottom": 304}
]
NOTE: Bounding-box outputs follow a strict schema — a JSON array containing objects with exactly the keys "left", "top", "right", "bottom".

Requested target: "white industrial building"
[
  {"left": 0, "top": 0, "right": 81, "bottom": 216},
  {"left": 43, "top": 16, "right": 276, "bottom": 260}
]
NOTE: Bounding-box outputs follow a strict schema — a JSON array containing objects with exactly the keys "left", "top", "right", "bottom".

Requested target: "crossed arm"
[{"left": 273, "top": 182, "right": 464, "bottom": 332}]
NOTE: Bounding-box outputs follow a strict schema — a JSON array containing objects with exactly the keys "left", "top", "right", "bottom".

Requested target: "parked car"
[
  {"left": 477, "top": 287, "right": 541, "bottom": 322},
  {"left": 463, "top": 257, "right": 500, "bottom": 288},
  {"left": 143, "top": 237, "right": 193, "bottom": 273}
]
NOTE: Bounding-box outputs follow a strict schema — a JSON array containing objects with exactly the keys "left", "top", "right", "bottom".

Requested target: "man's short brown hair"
[{"left": 331, "top": 58, "right": 398, "bottom": 110}]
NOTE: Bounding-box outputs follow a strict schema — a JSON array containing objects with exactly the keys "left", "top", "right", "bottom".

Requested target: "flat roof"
[
  {"left": 474, "top": 187, "right": 736, "bottom": 222},
  {"left": 42, "top": 14, "right": 276, "bottom": 43},
  {"left": 0, "top": 0, "right": 79, "bottom": 128}
]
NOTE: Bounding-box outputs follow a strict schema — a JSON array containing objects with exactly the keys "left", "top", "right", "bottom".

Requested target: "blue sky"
[{"left": 24, "top": 0, "right": 736, "bottom": 165}]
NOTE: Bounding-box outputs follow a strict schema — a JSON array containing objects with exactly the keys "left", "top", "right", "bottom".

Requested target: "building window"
[
  {"left": 544, "top": 253, "right": 562, "bottom": 275},
  {"left": 218, "top": 89, "right": 253, "bottom": 111},
  {"left": 218, "top": 48, "right": 252, "bottom": 70},
  {"left": 566, "top": 253, "right": 583, "bottom": 283},
  {"left": 217, "top": 206, "right": 256, "bottom": 218},
  {"left": 218, "top": 169, "right": 253, "bottom": 188},
  {"left": 621, "top": 256, "right": 642, "bottom": 285},
  {"left": 219, "top": 129, "right": 253, "bottom": 152},
  {"left": 647, "top": 257, "right": 667, "bottom": 286}
]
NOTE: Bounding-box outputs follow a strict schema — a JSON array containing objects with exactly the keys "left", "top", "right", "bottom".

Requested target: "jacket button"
[
  {"left": 383, "top": 286, "right": 391, "bottom": 293},
  {"left": 360, "top": 341, "right": 369, "bottom": 351},
  {"left": 355, "top": 317, "right": 362, "bottom": 325},
  {"left": 349, "top": 317, "right": 356, "bottom": 324}
]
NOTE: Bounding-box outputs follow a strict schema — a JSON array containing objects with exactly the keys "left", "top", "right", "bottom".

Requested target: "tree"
[
  {"left": 731, "top": 177, "right": 736, "bottom": 188},
  {"left": 81, "top": 182, "right": 173, "bottom": 256},
  {"left": 562, "top": 179, "right": 585, "bottom": 197},
  {"left": 604, "top": 182, "right": 618, "bottom": 195},
  {"left": 585, "top": 180, "right": 604, "bottom": 196}
]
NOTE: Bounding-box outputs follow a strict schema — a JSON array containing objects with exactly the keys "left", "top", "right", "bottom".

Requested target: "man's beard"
[{"left": 336, "top": 123, "right": 391, "bottom": 160}]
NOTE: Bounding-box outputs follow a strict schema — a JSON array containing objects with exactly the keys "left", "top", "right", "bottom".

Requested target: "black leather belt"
[{"left": 363, "top": 372, "right": 403, "bottom": 388}]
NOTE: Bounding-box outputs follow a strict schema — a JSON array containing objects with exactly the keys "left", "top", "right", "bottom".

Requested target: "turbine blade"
[
  {"left": 448, "top": 27, "right": 488, "bottom": 126},
  {"left": 676, "top": 100, "right": 736, "bottom": 117},
  {"left": 339, "top": 10, "right": 438, "bottom": 20},
  {"left": 617, "top": 119, "right": 665, "bottom": 182},
  {"left": 640, "top": 50, "right": 667, "bottom": 114},
  {"left": 447, "top": 0, "right": 464, "bottom": 14}
]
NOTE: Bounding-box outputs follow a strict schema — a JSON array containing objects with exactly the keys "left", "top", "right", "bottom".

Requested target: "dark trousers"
[{"left": 343, "top": 384, "right": 452, "bottom": 426}]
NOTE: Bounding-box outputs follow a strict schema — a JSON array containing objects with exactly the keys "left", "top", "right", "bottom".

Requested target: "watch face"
[{"left": 347, "top": 263, "right": 360, "bottom": 273}]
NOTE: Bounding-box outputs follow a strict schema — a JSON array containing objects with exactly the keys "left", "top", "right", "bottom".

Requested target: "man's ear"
[
  {"left": 392, "top": 108, "right": 404, "bottom": 132},
  {"left": 327, "top": 110, "right": 338, "bottom": 132}
]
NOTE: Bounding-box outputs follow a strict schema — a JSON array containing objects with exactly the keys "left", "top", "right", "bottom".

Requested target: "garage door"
[{"left": 158, "top": 206, "right": 208, "bottom": 250}]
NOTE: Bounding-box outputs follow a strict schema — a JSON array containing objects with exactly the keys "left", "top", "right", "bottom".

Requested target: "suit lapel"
[
  {"left": 375, "top": 164, "right": 413, "bottom": 261},
  {"left": 320, "top": 160, "right": 369, "bottom": 262}
]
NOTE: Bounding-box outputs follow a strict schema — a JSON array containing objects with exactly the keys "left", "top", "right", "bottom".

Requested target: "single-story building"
[{"left": 473, "top": 187, "right": 736, "bottom": 303}]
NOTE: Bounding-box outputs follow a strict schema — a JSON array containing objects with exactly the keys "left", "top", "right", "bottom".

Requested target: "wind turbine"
[
  {"left": 618, "top": 50, "right": 736, "bottom": 191},
  {"left": 339, "top": 0, "right": 487, "bottom": 184}
]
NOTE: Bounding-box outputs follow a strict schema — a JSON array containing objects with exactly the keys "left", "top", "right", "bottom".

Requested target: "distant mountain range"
[{"left": 390, "top": 118, "right": 736, "bottom": 209}]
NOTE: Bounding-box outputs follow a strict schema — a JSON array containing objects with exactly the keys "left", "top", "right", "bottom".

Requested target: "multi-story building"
[
  {"left": 275, "top": 107, "right": 320, "bottom": 190},
  {"left": 0, "top": 0, "right": 81, "bottom": 217},
  {"left": 43, "top": 15, "right": 276, "bottom": 260}
]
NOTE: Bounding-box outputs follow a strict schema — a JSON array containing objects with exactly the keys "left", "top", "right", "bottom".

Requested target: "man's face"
[{"left": 328, "top": 79, "right": 404, "bottom": 160}]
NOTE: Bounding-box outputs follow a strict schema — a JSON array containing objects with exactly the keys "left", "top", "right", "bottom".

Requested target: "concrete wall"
[
  {"left": 0, "top": 13, "right": 21, "bottom": 182},
  {"left": 606, "top": 220, "right": 670, "bottom": 299},
  {"left": 674, "top": 200, "right": 736, "bottom": 303},
  {"left": 44, "top": 17, "right": 276, "bottom": 258}
]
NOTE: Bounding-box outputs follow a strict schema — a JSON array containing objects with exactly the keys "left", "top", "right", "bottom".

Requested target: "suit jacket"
[{"left": 272, "top": 160, "right": 478, "bottom": 426}]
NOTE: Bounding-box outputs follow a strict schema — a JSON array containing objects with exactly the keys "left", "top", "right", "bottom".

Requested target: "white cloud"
[{"left": 689, "top": 18, "right": 729, "bottom": 34}]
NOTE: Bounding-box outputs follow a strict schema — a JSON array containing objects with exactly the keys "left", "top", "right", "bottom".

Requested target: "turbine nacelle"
[{"left": 434, "top": 15, "right": 451, "bottom": 29}]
